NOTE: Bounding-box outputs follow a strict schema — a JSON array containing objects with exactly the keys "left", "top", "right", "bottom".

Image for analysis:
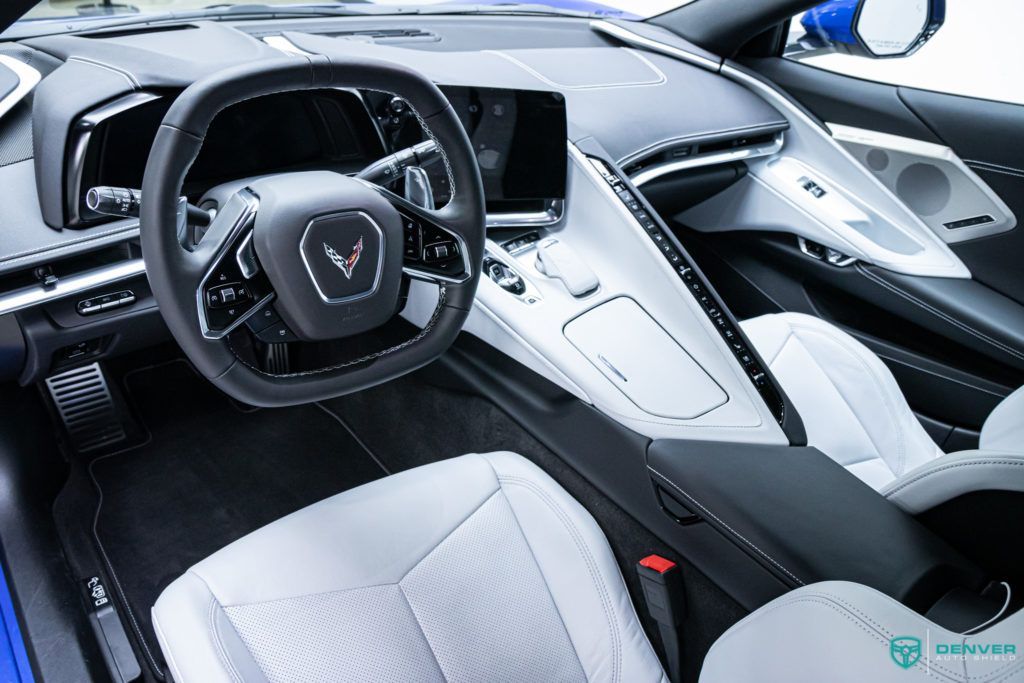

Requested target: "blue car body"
[{"left": 800, "top": 0, "right": 859, "bottom": 48}]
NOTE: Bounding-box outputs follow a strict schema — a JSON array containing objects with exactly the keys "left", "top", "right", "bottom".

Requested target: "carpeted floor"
[{"left": 89, "top": 360, "right": 387, "bottom": 677}]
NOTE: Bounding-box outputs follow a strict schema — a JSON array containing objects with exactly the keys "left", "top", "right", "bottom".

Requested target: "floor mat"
[{"left": 90, "top": 360, "right": 387, "bottom": 678}]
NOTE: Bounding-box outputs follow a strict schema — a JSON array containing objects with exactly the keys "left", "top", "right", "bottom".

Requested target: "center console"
[{"left": 405, "top": 138, "right": 801, "bottom": 445}]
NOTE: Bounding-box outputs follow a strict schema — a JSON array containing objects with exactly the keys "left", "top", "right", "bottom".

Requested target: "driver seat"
[{"left": 152, "top": 452, "right": 668, "bottom": 682}]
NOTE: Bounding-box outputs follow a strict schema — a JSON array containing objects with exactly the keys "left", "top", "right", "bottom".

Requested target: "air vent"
[
  {"left": 624, "top": 129, "right": 786, "bottom": 186},
  {"left": 324, "top": 28, "right": 439, "bottom": 43},
  {"left": 695, "top": 132, "right": 778, "bottom": 155},
  {"left": 45, "top": 363, "right": 127, "bottom": 453}
]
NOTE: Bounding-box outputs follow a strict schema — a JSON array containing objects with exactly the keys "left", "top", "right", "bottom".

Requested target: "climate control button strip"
[{"left": 586, "top": 155, "right": 786, "bottom": 424}]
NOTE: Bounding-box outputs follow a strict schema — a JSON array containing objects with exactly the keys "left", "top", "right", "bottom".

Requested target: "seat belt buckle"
[
  {"left": 637, "top": 554, "right": 686, "bottom": 626},
  {"left": 637, "top": 554, "right": 686, "bottom": 683}
]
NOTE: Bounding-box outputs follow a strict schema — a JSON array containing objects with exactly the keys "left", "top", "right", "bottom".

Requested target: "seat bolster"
[
  {"left": 152, "top": 571, "right": 267, "bottom": 683},
  {"left": 880, "top": 450, "right": 1024, "bottom": 514},
  {"left": 700, "top": 581, "right": 955, "bottom": 683},
  {"left": 981, "top": 385, "right": 1024, "bottom": 452},
  {"left": 480, "top": 452, "right": 668, "bottom": 683},
  {"left": 741, "top": 313, "right": 943, "bottom": 490}
]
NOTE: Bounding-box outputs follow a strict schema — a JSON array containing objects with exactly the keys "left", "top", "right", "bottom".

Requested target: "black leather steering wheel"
[{"left": 140, "top": 55, "right": 485, "bottom": 406}]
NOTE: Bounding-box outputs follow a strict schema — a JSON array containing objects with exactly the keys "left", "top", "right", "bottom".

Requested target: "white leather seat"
[
  {"left": 742, "top": 312, "right": 1024, "bottom": 513},
  {"left": 700, "top": 580, "right": 1024, "bottom": 682},
  {"left": 152, "top": 451, "right": 668, "bottom": 683}
]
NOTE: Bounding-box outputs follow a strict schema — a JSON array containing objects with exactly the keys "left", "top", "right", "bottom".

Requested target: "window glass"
[{"left": 785, "top": 0, "right": 1024, "bottom": 106}]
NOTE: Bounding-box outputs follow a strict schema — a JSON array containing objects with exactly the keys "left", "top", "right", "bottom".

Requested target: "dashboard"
[{"left": 0, "top": 12, "right": 812, "bottom": 445}]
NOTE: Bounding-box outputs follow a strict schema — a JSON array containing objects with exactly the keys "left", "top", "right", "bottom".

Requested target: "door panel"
[
  {"left": 749, "top": 57, "right": 1024, "bottom": 305},
  {"left": 651, "top": 56, "right": 1024, "bottom": 439}
]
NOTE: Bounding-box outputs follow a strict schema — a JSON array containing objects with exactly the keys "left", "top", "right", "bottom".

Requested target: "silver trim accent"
[
  {"left": 0, "top": 259, "right": 145, "bottom": 317},
  {"left": 0, "top": 55, "right": 41, "bottom": 121},
  {"left": 630, "top": 133, "right": 785, "bottom": 187},
  {"left": 484, "top": 243, "right": 543, "bottom": 305},
  {"left": 797, "top": 237, "right": 857, "bottom": 267},
  {"left": 589, "top": 20, "right": 720, "bottom": 73},
  {"left": 598, "top": 353, "right": 629, "bottom": 383},
  {"left": 66, "top": 91, "right": 162, "bottom": 226},
  {"left": 487, "top": 200, "right": 564, "bottom": 229},
  {"left": 350, "top": 179, "right": 473, "bottom": 285},
  {"left": 235, "top": 231, "right": 258, "bottom": 279},
  {"left": 197, "top": 190, "right": 262, "bottom": 340},
  {"left": 299, "top": 211, "right": 386, "bottom": 304}
]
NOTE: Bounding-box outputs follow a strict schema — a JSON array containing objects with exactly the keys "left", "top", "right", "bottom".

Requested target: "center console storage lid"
[
  {"left": 647, "top": 440, "right": 986, "bottom": 610},
  {"left": 564, "top": 297, "right": 727, "bottom": 419}
]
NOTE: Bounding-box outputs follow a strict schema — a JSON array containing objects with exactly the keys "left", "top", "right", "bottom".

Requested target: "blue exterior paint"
[{"left": 0, "top": 559, "right": 33, "bottom": 683}]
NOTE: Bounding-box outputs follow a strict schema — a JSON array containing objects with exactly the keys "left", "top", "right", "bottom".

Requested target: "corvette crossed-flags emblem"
[{"left": 323, "top": 237, "right": 364, "bottom": 280}]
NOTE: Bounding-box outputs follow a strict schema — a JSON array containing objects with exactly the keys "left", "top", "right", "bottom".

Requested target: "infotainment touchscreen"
[{"left": 431, "top": 86, "right": 567, "bottom": 212}]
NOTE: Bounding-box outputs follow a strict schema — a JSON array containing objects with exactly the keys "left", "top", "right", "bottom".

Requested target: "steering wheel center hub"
[
  {"left": 300, "top": 211, "right": 384, "bottom": 304},
  {"left": 250, "top": 171, "right": 404, "bottom": 341}
]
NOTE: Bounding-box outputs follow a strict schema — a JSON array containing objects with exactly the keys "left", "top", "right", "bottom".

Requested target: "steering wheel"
[{"left": 140, "top": 56, "right": 485, "bottom": 406}]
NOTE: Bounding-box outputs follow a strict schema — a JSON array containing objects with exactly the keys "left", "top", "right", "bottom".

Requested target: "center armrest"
[{"left": 647, "top": 440, "right": 987, "bottom": 612}]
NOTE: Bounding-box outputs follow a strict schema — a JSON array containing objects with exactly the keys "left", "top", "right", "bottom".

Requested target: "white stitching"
[
  {"left": 647, "top": 466, "right": 805, "bottom": 586},
  {"left": 859, "top": 265, "right": 1024, "bottom": 363},
  {"left": 497, "top": 474, "right": 622, "bottom": 683},
  {"left": 966, "top": 159, "right": 1024, "bottom": 177},
  {"left": 885, "top": 459, "right": 1024, "bottom": 498},
  {"left": 707, "top": 593, "right": 959, "bottom": 681},
  {"left": 0, "top": 224, "right": 138, "bottom": 266}
]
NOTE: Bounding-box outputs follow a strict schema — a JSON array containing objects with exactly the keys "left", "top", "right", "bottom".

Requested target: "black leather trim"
[
  {"left": 646, "top": 439, "right": 986, "bottom": 610},
  {"left": 857, "top": 265, "right": 1024, "bottom": 369}
]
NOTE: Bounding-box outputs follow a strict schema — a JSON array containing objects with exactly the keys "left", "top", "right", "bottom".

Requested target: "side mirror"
[{"left": 800, "top": 0, "right": 945, "bottom": 59}]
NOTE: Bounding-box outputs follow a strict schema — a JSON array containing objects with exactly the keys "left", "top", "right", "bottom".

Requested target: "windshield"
[{"left": 23, "top": 0, "right": 694, "bottom": 22}]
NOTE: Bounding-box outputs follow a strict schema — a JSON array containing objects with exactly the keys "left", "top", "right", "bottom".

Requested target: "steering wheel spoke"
[
  {"left": 369, "top": 185, "right": 472, "bottom": 285},
  {"left": 192, "top": 189, "right": 275, "bottom": 339}
]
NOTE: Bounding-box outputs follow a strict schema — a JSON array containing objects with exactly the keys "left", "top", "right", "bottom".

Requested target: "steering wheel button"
[
  {"left": 245, "top": 303, "right": 281, "bottom": 333},
  {"left": 256, "top": 322, "right": 298, "bottom": 344}
]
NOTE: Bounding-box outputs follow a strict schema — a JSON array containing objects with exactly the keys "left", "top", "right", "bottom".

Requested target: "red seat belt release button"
[{"left": 639, "top": 554, "right": 677, "bottom": 574}]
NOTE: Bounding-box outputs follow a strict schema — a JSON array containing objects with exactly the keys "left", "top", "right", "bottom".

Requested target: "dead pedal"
[{"left": 45, "top": 363, "right": 128, "bottom": 453}]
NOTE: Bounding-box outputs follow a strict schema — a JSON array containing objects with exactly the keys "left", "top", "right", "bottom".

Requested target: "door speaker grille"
[{"left": 45, "top": 363, "right": 126, "bottom": 453}]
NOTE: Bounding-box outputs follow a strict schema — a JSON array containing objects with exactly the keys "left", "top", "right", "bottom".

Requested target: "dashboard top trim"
[{"left": 0, "top": 55, "right": 41, "bottom": 121}]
